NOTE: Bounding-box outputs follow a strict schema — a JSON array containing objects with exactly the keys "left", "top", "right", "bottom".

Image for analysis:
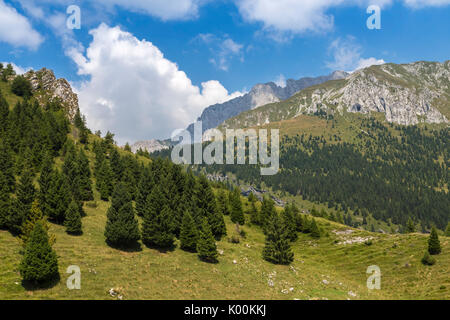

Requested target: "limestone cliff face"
[
  {"left": 24, "top": 68, "right": 79, "bottom": 122},
  {"left": 186, "top": 71, "right": 349, "bottom": 135},
  {"left": 131, "top": 139, "right": 170, "bottom": 154},
  {"left": 222, "top": 61, "right": 450, "bottom": 129}
]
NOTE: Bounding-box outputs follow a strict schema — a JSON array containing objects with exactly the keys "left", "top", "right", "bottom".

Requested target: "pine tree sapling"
[
  {"left": 428, "top": 227, "right": 441, "bottom": 255},
  {"left": 20, "top": 222, "right": 59, "bottom": 285},
  {"left": 179, "top": 211, "right": 198, "bottom": 252},
  {"left": 64, "top": 200, "right": 82, "bottom": 235},
  {"left": 197, "top": 218, "right": 218, "bottom": 263},
  {"left": 309, "top": 218, "right": 321, "bottom": 239},
  {"left": 421, "top": 251, "right": 436, "bottom": 266},
  {"left": 406, "top": 217, "right": 416, "bottom": 233}
]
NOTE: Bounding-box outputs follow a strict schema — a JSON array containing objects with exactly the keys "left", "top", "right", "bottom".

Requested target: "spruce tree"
[
  {"left": 47, "top": 170, "right": 71, "bottom": 224},
  {"left": 97, "top": 159, "right": 113, "bottom": 201},
  {"left": 38, "top": 153, "right": 53, "bottom": 199},
  {"left": 262, "top": 212, "right": 294, "bottom": 265},
  {"left": 310, "top": 218, "right": 321, "bottom": 239},
  {"left": 249, "top": 199, "right": 260, "bottom": 225},
  {"left": 197, "top": 218, "right": 218, "bottom": 263},
  {"left": 141, "top": 185, "right": 175, "bottom": 249},
  {"left": 230, "top": 188, "right": 245, "bottom": 225},
  {"left": 428, "top": 227, "right": 441, "bottom": 255},
  {"left": 260, "top": 197, "right": 276, "bottom": 233},
  {"left": 135, "top": 166, "right": 153, "bottom": 217},
  {"left": 405, "top": 217, "right": 416, "bottom": 233},
  {"left": 19, "top": 222, "right": 59, "bottom": 285},
  {"left": 104, "top": 183, "right": 140, "bottom": 248},
  {"left": 179, "top": 211, "right": 198, "bottom": 252},
  {"left": 10, "top": 169, "right": 36, "bottom": 234},
  {"left": 0, "top": 143, "right": 15, "bottom": 192},
  {"left": 421, "top": 251, "right": 436, "bottom": 266},
  {"left": 281, "top": 205, "right": 298, "bottom": 242},
  {"left": 64, "top": 200, "right": 82, "bottom": 235},
  {"left": 0, "top": 171, "right": 11, "bottom": 229},
  {"left": 77, "top": 149, "right": 93, "bottom": 201},
  {"left": 216, "top": 189, "right": 231, "bottom": 216},
  {"left": 20, "top": 199, "right": 54, "bottom": 247},
  {"left": 195, "top": 176, "right": 227, "bottom": 239}
]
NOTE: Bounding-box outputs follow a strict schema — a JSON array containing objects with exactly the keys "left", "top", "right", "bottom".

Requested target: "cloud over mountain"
[{"left": 70, "top": 24, "right": 242, "bottom": 144}]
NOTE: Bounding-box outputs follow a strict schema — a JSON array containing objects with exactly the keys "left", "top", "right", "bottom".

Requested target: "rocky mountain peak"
[
  {"left": 186, "top": 71, "right": 349, "bottom": 135},
  {"left": 24, "top": 68, "right": 79, "bottom": 122}
]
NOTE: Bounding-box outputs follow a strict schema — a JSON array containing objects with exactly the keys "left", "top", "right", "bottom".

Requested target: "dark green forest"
[{"left": 153, "top": 119, "right": 449, "bottom": 230}]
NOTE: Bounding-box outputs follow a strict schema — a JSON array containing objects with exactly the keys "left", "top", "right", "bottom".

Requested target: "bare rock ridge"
[
  {"left": 131, "top": 139, "right": 170, "bottom": 154},
  {"left": 186, "top": 71, "right": 349, "bottom": 135},
  {"left": 222, "top": 61, "right": 450, "bottom": 129},
  {"left": 24, "top": 68, "right": 79, "bottom": 122}
]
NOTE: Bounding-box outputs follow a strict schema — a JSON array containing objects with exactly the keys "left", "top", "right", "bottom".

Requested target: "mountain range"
[{"left": 222, "top": 61, "right": 450, "bottom": 129}]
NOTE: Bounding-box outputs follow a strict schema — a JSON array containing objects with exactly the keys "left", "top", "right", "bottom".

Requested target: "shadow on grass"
[
  {"left": 142, "top": 242, "right": 176, "bottom": 253},
  {"left": 106, "top": 241, "right": 143, "bottom": 252},
  {"left": 21, "top": 274, "right": 61, "bottom": 291},
  {"left": 198, "top": 256, "right": 219, "bottom": 264}
]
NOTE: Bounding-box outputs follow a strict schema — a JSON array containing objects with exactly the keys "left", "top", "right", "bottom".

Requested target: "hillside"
[
  {"left": 0, "top": 65, "right": 448, "bottom": 301},
  {"left": 1, "top": 193, "right": 449, "bottom": 300}
]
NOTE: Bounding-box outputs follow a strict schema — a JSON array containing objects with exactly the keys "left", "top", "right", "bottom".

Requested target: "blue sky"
[{"left": 1, "top": 0, "right": 449, "bottom": 143}]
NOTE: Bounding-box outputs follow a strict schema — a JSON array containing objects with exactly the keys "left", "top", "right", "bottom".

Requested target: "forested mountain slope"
[{"left": 0, "top": 66, "right": 448, "bottom": 300}]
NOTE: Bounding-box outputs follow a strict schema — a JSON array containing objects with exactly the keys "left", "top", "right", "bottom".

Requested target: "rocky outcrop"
[
  {"left": 223, "top": 61, "right": 450, "bottom": 128},
  {"left": 131, "top": 139, "right": 170, "bottom": 153},
  {"left": 186, "top": 71, "right": 349, "bottom": 135},
  {"left": 24, "top": 68, "right": 79, "bottom": 122}
]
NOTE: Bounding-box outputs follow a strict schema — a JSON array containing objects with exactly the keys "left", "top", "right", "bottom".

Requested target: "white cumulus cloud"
[
  {"left": 235, "top": 0, "right": 450, "bottom": 37},
  {"left": 0, "top": 0, "right": 43, "bottom": 49},
  {"left": 326, "top": 36, "right": 385, "bottom": 72},
  {"left": 70, "top": 24, "right": 243, "bottom": 144}
]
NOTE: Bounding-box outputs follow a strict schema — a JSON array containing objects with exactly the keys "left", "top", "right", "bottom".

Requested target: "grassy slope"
[
  {"left": 0, "top": 76, "right": 448, "bottom": 300},
  {"left": 0, "top": 192, "right": 448, "bottom": 300}
]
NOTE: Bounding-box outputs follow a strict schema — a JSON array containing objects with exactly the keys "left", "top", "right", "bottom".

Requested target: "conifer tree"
[
  {"left": 421, "top": 251, "right": 436, "bottom": 266},
  {"left": 195, "top": 176, "right": 227, "bottom": 239},
  {"left": 249, "top": 199, "right": 260, "bottom": 225},
  {"left": 0, "top": 143, "right": 14, "bottom": 192},
  {"left": 19, "top": 222, "right": 59, "bottom": 285},
  {"left": 197, "top": 218, "right": 218, "bottom": 263},
  {"left": 179, "top": 211, "right": 198, "bottom": 252},
  {"left": 428, "top": 226, "right": 441, "bottom": 255},
  {"left": 10, "top": 169, "right": 36, "bottom": 234},
  {"left": 20, "top": 199, "right": 54, "bottom": 247},
  {"left": 310, "top": 218, "right": 321, "bottom": 238},
  {"left": 0, "top": 171, "right": 11, "bottom": 229},
  {"left": 0, "top": 92, "right": 9, "bottom": 137},
  {"left": 141, "top": 185, "right": 175, "bottom": 249},
  {"left": 77, "top": 149, "right": 93, "bottom": 201},
  {"left": 281, "top": 205, "right": 298, "bottom": 242},
  {"left": 260, "top": 197, "right": 276, "bottom": 233},
  {"left": 230, "top": 188, "right": 245, "bottom": 225},
  {"left": 216, "top": 189, "right": 231, "bottom": 216},
  {"left": 104, "top": 183, "right": 140, "bottom": 248},
  {"left": 405, "top": 217, "right": 416, "bottom": 233},
  {"left": 445, "top": 223, "right": 450, "bottom": 237},
  {"left": 262, "top": 212, "right": 294, "bottom": 265},
  {"left": 64, "top": 200, "right": 82, "bottom": 235},
  {"left": 135, "top": 166, "right": 153, "bottom": 217},
  {"left": 47, "top": 171, "right": 71, "bottom": 224},
  {"left": 96, "top": 159, "right": 113, "bottom": 201}
]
